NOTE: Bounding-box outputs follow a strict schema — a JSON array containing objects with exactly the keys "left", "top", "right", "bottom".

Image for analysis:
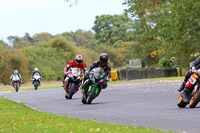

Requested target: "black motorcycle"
[{"left": 82, "top": 67, "right": 106, "bottom": 104}]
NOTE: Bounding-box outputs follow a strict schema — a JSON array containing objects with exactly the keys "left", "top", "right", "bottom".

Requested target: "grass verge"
[{"left": 0, "top": 97, "right": 172, "bottom": 133}]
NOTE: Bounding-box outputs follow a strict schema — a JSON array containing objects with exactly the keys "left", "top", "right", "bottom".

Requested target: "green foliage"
[
  {"left": 7, "top": 36, "right": 32, "bottom": 49},
  {"left": 49, "top": 36, "right": 77, "bottom": 62},
  {"left": 124, "top": 0, "right": 200, "bottom": 68},
  {"left": 0, "top": 40, "right": 10, "bottom": 50},
  {"left": 20, "top": 36, "right": 99, "bottom": 81},
  {"left": 76, "top": 46, "right": 99, "bottom": 66},
  {"left": 95, "top": 44, "right": 126, "bottom": 68},
  {"left": 33, "top": 32, "right": 52, "bottom": 44},
  {"left": 0, "top": 50, "right": 29, "bottom": 85},
  {"left": 92, "top": 14, "right": 135, "bottom": 45},
  {"left": 157, "top": 58, "right": 172, "bottom": 68},
  {"left": 62, "top": 30, "right": 96, "bottom": 49},
  {"left": 21, "top": 45, "right": 65, "bottom": 81}
]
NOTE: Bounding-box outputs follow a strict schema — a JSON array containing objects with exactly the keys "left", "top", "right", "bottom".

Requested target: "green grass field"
[{"left": 0, "top": 97, "right": 173, "bottom": 133}]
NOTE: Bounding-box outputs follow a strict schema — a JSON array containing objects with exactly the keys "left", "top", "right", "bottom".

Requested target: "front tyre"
[
  {"left": 86, "top": 86, "right": 96, "bottom": 104},
  {"left": 34, "top": 81, "right": 39, "bottom": 90},
  {"left": 68, "top": 83, "right": 77, "bottom": 99},
  {"left": 189, "top": 89, "right": 200, "bottom": 108},
  {"left": 81, "top": 96, "right": 86, "bottom": 104},
  {"left": 15, "top": 83, "right": 19, "bottom": 92},
  {"left": 177, "top": 93, "right": 187, "bottom": 108}
]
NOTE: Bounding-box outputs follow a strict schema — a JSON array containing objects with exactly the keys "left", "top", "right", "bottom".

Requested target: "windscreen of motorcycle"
[
  {"left": 92, "top": 67, "right": 105, "bottom": 79},
  {"left": 33, "top": 73, "right": 41, "bottom": 80},
  {"left": 13, "top": 74, "right": 20, "bottom": 81},
  {"left": 71, "top": 68, "right": 81, "bottom": 77}
]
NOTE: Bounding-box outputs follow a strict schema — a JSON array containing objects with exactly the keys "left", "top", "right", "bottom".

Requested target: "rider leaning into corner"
[
  {"left": 63, "top": 54, "right": 87, "bottom": 87},
  {"left": 80, "top": 53, "right": 111, "bottom": 96},
  {"left": 178, "top": 56, "right": 200, "bottom": 101},
  {"left": 10, "top": 70, "right": 22, "bottom": 87},
  {"left": 32, "top": 68, "right": 42, "bottom": 84}
]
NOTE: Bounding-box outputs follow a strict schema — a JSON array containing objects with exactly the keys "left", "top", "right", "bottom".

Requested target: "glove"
[
  {"left": 191, "top": 67, "right": 196, "bottom": 73},
  {"left": 84, "top": 70, "right": 89, "bottom": 78},
  {"left": 64, "top": 71, "right": 68, "bottom": 75}
]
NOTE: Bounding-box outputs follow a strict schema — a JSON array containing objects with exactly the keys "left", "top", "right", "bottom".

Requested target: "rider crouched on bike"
[
  {"left": 10, "top": 70, "right": 22, "bottom": 87},
  {"left": 178, "top": 56, "right": 200, "bottom": 100},
  {"left": 63, "top": 54, "right": 87, "bottom": 87},
  {"left": 32, "top": 68, "right": 42, "bottom": 85},
  {"left": 80, "top": 53, "right": 111, "bottom": 95}
]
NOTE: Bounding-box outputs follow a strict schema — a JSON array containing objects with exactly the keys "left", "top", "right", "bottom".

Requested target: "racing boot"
[{"left": 177, "top": 82, "right": 185, "bottom": 92}]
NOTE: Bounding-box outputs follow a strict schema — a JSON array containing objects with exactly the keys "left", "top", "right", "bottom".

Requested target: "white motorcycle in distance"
[{"left": 32, "top": 73, "right": 42, "bottom": 90}]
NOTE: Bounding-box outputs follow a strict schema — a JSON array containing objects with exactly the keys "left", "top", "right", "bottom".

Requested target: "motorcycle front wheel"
[
  {"left": 15, "top": 83, "right": 19, "bottom": 92},
  {"left": 68, "top": 83, "right": 77, "bottom": 99},
  {"left": 177, "top": 93, "right": 187, "bottom": 108},
  {"left": 34, "top": 81, "right": 39, "bottom": 90},
  {"left": 86, "top": 86, "right": 97, "bottom": 104}
]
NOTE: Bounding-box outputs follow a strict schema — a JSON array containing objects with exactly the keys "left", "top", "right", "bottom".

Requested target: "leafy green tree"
[
  {"left": 7, "top": 36, "right": 31, "bottom": 50},
  {"left": 124, "top": 0, "right": 200, "bottom": 68},
  {"left": 33, "top": 32, "right": 52, "bottom": 44},
  {"left": 24, "top": 33, "right": 35, "bottom": 45},
  {"left": 62, "top": 30, "right": 96, "bottom": 49},
  {"left": 95, "top": 44, "right": 126, "bottom": 68},
  {"left": 21, "top": 36, "right": 99, "bottom": 81},
  {"left": 0, "top": 49, "right": 29, "bottom": 85},
  {"left": 0, "top": 40, "right": 10, "bottom": 50},
  {"left": 92, "top": 14, "right": 135, "bottom": 45}
]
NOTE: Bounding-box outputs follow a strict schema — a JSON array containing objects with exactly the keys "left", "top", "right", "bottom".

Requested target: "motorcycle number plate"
[{"left": 189, "top": 77, "right": 196, "bottom": 84}]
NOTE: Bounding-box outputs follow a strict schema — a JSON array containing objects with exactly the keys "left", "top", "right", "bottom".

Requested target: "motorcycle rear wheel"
[
  {"left": 189, "top": 89, "right": 200, "bottom": 108},
  {"left": 177, "top": 93, "right": 187, "bottom": 108}
]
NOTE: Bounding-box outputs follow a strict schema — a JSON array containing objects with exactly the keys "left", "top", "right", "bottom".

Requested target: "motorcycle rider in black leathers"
[
  {"left": 80, "top": 53, "right": 111, "bottom": 96},
  {"left": 177, "top": 56, "right": 200, "bottom": 101}
]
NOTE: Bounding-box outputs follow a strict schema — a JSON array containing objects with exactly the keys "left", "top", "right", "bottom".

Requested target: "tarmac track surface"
[{"left": 1, "top": 80, "right": 200, "bottom": 133}]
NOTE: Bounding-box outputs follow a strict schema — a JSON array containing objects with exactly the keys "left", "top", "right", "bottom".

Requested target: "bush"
[{"left": 0, "top": 50, "right": 29, "bottom": 85}]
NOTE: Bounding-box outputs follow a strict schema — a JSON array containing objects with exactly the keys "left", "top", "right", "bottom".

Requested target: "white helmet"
[
  {"left": 75, "top": 55, "right": 83, "bottom": 64},
  {"left": 14, "top": 70, "right": 18, "bottom": 74},
  {"left": 34, "top": 68, "right": 39, "bottom": 72}
]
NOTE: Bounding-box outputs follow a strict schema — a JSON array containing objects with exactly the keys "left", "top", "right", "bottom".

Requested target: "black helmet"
[
  {"left": 99, "top": 53, "right": 108, "bottom": 65},
  {"left": 75, "top": 54, "right": 83, "bottom": 64}
]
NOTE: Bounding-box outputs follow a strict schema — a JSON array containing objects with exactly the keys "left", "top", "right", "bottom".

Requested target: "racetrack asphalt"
[{"left": 1, "top": 80, "right": 200, "bottom": 133}]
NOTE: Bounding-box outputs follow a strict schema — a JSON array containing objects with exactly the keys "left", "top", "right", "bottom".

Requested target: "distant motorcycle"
[
  {"left": 64, "top": 68, "right": 83, "bottom": 99},
  {"left": 81, "top": 67, "right": 106, "bottom": 104},
  {"left": 12, "top": 75, "right": 20, "bottom": 92},
  {"left": 177, "top": 69, "right": 200, "bottom": 108},
  {"left": 32, "top": 73, "right": 42, "bottom": 90}
]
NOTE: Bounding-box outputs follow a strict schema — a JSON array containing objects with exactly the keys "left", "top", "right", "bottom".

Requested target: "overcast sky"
[{"left": 0, "top": 0, "right": 126, "bottom": 41}]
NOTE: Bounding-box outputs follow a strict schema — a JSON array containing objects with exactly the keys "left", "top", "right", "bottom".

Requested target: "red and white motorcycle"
[
  {"left": 63, "top": 68, "right": 83, "bottom": 99},
  {"left": 177, "top": 69, "right": 200, "bottom": 108}
]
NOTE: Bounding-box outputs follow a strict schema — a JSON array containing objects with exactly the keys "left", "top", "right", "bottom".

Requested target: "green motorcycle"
[{"left": 82, "top": 67, "right": 106, "bottom": 104}]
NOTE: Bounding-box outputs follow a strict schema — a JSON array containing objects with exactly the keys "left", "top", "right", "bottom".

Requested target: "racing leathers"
[
  {"left": 10, "top": 73, "right": 22, "bottom": 86},
  {"left": 32, "top": 71, "right": 42, "bottom": 84},
  {"left": 63, "top": 59, "right": 87, "bottom": 86}
]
